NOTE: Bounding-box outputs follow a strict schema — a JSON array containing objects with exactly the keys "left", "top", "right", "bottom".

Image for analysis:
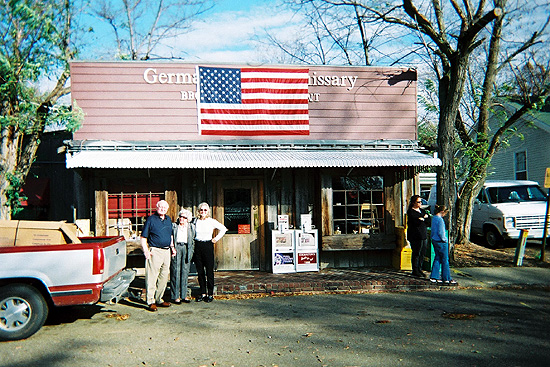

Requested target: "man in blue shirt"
[{"left": 141, "top": 200, "right": 174, "bottom": 311}]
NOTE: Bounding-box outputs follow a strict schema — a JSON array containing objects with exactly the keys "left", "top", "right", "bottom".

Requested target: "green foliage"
[
  {"left": 1, "top": 0, "right": 65, "bottom": 73},
  {"left": 0, "top": 0, "right": 77, "bottom": 218},
  {"left": 418, "top": 78, "right": 439, "bottom": 156},
  {"left": 495, "top": 82, "right": 514, "bottom": 96},
  {"left": 418, "top": 79, "right": 438, "bottom": 112},
  {"left": 4, "top": 173, "right": 26, "bottom": 216},
  {"left": 0, "top": 0, "right": 73, "bottom": 129},
  {"left": 418, "top": 118, "right": 437, "bottom": 151},
  {"left": 46, "top": 102, "right": 84, "bottom": 132}
]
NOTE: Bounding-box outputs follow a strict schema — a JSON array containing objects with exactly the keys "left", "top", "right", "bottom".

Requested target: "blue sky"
[
  {"left": 213, "top": 0, "right": 274, "bottom": 12},
  {"left": 74, "top": 1, "right": 550, "bottom": 75},
  {"left": 163, "top": 0, "right": 295, "bottom": 63},
  {"left": 78, "top": 0, "right": 297, "bottom": 63}
]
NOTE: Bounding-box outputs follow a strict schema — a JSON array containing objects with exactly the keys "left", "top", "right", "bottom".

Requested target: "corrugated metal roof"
[{"left": 66, "top": 149, "right": 441, "bottom": 169}]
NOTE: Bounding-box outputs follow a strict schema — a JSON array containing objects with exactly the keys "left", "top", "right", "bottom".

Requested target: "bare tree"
[
  {"left": 90, "top": 0, "right": 213, "bottom": 60},
  {"left": 262, "top": 0, "right": 408, "bottom": 66},
  {"left": 282, "top": 0, "right": 550, "bottom": 252}
]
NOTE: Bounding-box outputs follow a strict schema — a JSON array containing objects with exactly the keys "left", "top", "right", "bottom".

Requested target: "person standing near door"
[
  {"left": 170, "top": 208, "right": 196, "bottom": 304},
  {"left": 193, "top": 202, "right": 227, "bottom": 302},
  {"left": 141, "top": 200, "right": 173, "bottom": 311},
  {"left": 407, "top": 195, "right": 429, "bottom": 278}
]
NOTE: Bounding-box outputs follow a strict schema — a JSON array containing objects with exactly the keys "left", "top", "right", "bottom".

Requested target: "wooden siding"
[
  {"left": 488, "top": 124, "right": 550, "bottom": 188},
  {"left": 70, "top": 62, "right": 417, "bottom": 141},
  {"left": 164, "top": 190, "right": 178, "bottom": 221},
  {"left": 84, "top": 166, "right": 413, "bottom": 269},
  {"left": 320, "top": 250, "right": 393, "bottom": 268},
  {"left": 94, "top": 190, "right": 108, "bottom": 236}
]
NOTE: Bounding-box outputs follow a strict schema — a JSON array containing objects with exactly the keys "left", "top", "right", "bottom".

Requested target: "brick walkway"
[
  {"left": 183, "top": 268, "right": 443, "bottom": 298},
  {"left": 129, "top": 266, "right": 454, "bottom": 301}
]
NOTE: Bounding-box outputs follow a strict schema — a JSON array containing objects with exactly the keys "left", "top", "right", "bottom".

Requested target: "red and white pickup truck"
[{"left": 0, "top": 234, "right": 135, "bottom": 341}]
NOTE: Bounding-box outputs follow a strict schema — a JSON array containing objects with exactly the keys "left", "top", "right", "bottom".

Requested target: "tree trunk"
[
  {"left": 0, "top": 126, "right": 21, "bottom": 220},
  {"left": 454, "top": 174, "right": 486, "bottom": 245},
  {"left": 0, "top": 178, "right": 12, "bottom": 220},
  {"left": 437, "top": 57, "right": 470, "bottom": 253}
]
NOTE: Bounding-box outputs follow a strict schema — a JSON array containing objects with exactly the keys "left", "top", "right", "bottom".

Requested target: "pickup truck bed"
[{"left": 0, "top": 235, "right": 134, "bottom": 341}]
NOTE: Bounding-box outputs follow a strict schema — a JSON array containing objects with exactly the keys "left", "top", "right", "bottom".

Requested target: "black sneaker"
[{"left": 205, "top": 295, "right": 214, "bottom": 303}]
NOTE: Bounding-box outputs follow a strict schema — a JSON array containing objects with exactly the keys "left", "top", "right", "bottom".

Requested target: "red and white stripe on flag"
[{"left": 197, "top": 66, "right": 309, "bottom": 136}]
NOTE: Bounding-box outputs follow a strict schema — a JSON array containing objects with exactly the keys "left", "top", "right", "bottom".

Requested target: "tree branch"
[
  {"left": 477, "top": 4, "right": 504, "bottom": 137},
  {"left": 403, "top": 0, "right": 454, "bottom": 59},
  {"left": 473, "top": 0, "right": 488, "bottom": 19},
  {"left": 455, "top": 111, "right": 472, "bottom": 145},
  {"left": 496, "top": 14, "right": 550, "bottom": 73},
  {"left": 459, "top": 7, "right": 501, "bottom": 48},
  {"left": 354, "top": 5, "right": 369, "bottom": 65},
  {"left": 449, "top": 0, "right": 468, "bottom": 25},
  {"left": 461, "top": 0, "right": 473, "bottom": 22},
  {"left": 432, "top": 0, "right": 446, "bottom": 34}
]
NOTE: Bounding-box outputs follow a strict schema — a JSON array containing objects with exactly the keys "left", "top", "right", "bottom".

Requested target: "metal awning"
[{"left": 64, "top": 140, "right": 441, "bottom": 169}]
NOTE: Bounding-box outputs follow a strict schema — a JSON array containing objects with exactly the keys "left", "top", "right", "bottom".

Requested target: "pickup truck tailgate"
[
  {"left": 102, "top": 238, "right": 128, "bottom": 279},
  {"left": 100, "top": 268, "right": 135, "bottom": 303}
]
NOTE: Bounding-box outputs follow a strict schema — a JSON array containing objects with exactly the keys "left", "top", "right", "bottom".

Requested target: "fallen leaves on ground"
[
  {"left": 442, "top": 312, "right": 477, "bottom": 320},
  {"left": 105, "top": 313, "right": 130, "bottom": 321},
  {"left": 453, "top": 242, "right": 549, "bottom": 268}
]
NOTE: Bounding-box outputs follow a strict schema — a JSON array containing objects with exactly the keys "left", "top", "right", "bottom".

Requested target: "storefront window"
[
  {"left": 332, "top": 176, "right": 384, "bottom": 235},
  {"left": 224, "top": 188, "right": 251, "bottom": 234},
  {"left": 107, "top": 192, "right": 163, "bottom": 238}
]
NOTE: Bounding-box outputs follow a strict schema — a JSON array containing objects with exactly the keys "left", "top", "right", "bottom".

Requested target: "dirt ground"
[{"left": 452, "top": 239, "right": 550, "bottom": 268}]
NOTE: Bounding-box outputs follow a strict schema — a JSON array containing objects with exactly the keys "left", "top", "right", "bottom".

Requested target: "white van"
[{"left": 428, "top": 180, "right": 549, "bottom": 247}]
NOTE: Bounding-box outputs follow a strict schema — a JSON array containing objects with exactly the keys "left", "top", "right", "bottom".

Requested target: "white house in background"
[
  {"left": 488, "top": 103, "right": 550, "bottom": 190},
  {"left": 419, "top": 172, "right": 436, "bottom": 199}
]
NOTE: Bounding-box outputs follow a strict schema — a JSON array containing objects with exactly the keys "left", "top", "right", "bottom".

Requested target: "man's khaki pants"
[{"left": 145, "top": 247, "right": 171, "bottom": 305}]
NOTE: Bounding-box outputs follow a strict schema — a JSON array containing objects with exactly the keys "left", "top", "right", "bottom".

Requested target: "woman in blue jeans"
[{"left": 430, "top": 205, "right": 457, "bottom": 285}]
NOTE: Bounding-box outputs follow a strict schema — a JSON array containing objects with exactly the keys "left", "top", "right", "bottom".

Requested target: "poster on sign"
[
  {"left": 238, "top": 224, "right": 251, "bottom": 234},
  {"left": 297, "top": 231, "right": 316, "bottom": 249},
  {"left": 296, "top": 229, "right": 319, "bottom": 272},
  {"left": 278, "top": 215, "right": 289, "bottom": 232},
  {"left": 298, "top": 252, "right": 317, "bottom": 265},
  {"left": 300, "top": 214, "right": 312, "bottom": 232},
  {"left": 272, "top": 230, "right": 296, "bottom": 273}
]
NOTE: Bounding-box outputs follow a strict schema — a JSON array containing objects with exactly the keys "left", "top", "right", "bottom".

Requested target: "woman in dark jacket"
[
  {"left": 407, "top": 195, "right": 429, "bottom": 278},
  {"left": 170, "top": 208, "right": 196, "bottom": 303}
]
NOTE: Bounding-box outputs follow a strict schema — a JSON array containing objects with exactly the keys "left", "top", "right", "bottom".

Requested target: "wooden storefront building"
[{"left": 66, "top": 61, "right": 440, "bottom": 270}]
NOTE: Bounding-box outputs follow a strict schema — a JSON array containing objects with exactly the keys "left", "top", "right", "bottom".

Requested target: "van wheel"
[
  {"left": 484, "top": 228, "right": 502, "bottom": 248},
  {"left": 0, "top": 284, "right": 48, "bottom": 341}
]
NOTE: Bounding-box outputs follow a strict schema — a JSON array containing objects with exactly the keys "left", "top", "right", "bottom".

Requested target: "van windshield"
[{"left": 486, "top": 185, "right": 547, "bottom": 204}]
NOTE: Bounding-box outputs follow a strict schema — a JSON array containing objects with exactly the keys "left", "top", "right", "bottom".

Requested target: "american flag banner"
[{"left": 197, "top": 66, "right": 309, "bottom": 136}]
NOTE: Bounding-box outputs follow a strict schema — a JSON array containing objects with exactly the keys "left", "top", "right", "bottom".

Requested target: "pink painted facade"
[{"left": 70, "top": 61, "right": 418, "bottom": 141}]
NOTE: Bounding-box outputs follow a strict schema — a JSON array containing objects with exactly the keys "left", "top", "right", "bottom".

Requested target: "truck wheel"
[
  {"left": 0, "top": 284, "right": 48, "bottom": 341},
  {"left": 484, "top": 227, "right": 502, "bottom": 248}
]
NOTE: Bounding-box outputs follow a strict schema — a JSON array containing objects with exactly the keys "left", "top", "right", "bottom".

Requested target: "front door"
[{"left": 214, "top": 179, "right": 261, "bottom": 270}]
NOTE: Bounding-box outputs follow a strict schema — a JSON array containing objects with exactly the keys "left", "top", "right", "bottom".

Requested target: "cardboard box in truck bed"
[{"left": 0, "top": 220, "right": 81, "bottom": 247}]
